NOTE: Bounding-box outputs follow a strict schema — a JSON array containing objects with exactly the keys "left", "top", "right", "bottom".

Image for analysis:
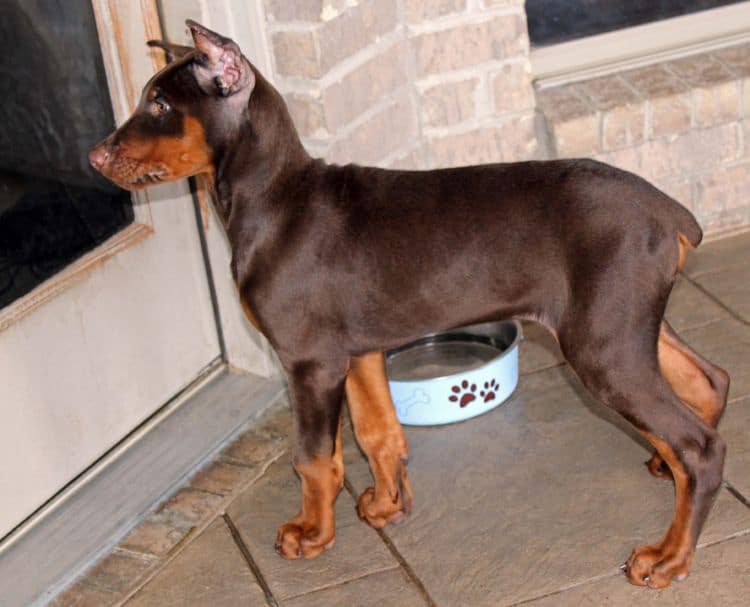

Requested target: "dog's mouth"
[{"left": 128, "top": 167, "right": 169, "bottom": 188}]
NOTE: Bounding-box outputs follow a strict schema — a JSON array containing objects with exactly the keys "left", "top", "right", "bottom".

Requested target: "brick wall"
[
  {"left": 537, "top": 46, "right": 750, "bottom": 236},
  {"left": 264, "top": 0, "right": 543, "bottom": 169},
  {"left": 261, "top": 0, "right": 750, "bottom": 236}
]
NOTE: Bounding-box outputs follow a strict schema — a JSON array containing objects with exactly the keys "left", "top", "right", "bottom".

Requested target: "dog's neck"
[{"left": 207, "top": 69, "right": 312, "bottom": 227}]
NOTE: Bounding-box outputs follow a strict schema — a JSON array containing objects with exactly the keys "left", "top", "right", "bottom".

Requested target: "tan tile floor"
[{"left": 51, "top": 232, "right": 750, "bottom": 607}]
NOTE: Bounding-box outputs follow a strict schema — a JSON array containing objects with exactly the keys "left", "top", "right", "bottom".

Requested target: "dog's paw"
[
  {"left": 645, "top": 452, "right": 673, "bottom": 480},
  {"left": 275, "top": 522, "right": 335, "bottom": 560},
  {"left": 622, "top": 543, "right": 691, "bottom": 588},
  {"left": 357, "top": 457, "right": 413, "bottom": 528}
]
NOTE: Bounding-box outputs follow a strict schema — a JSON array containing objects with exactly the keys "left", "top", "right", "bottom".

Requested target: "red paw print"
[
  {"left": 449, "top": 380, "right": 477, "bottom": 407},
  {"left": 480, "top": 379, "right": 498, "bottom": 403}
]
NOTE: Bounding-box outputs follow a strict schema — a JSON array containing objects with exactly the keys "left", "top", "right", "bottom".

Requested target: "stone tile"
[
  {"left": 219, "top": 425, "right": 287, "bottom": 467},
  {"left": 345, "top": 366, "right": 750, "bottom": 607},
  {"left": 536, "top": 84, "right": 594, "bottom": 122},
  {"left": 80, "top": 550, "right": 155, "bottom": 594},
  {"left": 519, "top": 321, "right": 563, "bottom": 374},
  {"left": 280, "top": 568, "right": 428, "bottom": 607},
  {"left": 48, "top": 581, "right": 118, "bottom": 607},
  {"left": 692, "top": 262, "right": 750, "bottom": 323},
  {"left": 664, "top": 276, "right": 729, "bottom": 331},
  {"left": 523, "top": 532, "right": 750, "bottom": 606},
  {"left": 720, "top": 396, "right": 750, "bottom": 498},
  {"left": 681, "top": 319, "right": 750, "bottom": 402},
  {"left": 226, "top": 457, "right": 398, "bottom": 600},
  {"left": 159, "top": 488, "right": 224, "bottom": 525},
  {"left": 189, "top": 461, "right": 256, "bottom": 496},
  {"left": 125, "top": 519, "right": 267, "bottom": 607},
  {"left": 667, "top": 54, "right": 735, "bottom": 87},
  {"left": 118, "top": 518, "right": 191, "bottom": 558},
  {"left": 682, "top": 230, "right": 750, "bottom": 277}
]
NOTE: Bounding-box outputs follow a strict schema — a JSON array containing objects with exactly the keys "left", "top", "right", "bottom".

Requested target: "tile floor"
[{"left": 50, "top": 232, "right": 750, "bottom": 607}]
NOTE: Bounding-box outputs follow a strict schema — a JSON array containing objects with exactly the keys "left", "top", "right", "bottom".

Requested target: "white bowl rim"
[{"left": 386, "top": 320, "right": 523, "bottom": 384}]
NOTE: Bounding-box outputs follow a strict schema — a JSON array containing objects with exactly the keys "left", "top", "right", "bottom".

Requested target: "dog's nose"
[{"left": 88, "top": 145, "right": 109, "bottom": 171}]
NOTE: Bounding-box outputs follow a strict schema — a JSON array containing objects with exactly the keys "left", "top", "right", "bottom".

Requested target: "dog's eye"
[{"left": 152, "top": 98, "right": 170, "bottom": 115}]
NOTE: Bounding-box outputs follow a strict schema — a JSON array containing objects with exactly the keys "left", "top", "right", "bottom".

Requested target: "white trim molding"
[{"left": 531, "top": 1, "right": 750, "bottom": 88}]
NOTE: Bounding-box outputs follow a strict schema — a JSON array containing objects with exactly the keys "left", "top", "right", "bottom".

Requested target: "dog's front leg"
[
  {"left": 275, "top": 361, "right": 346, "bottom": 559},
  {"left": 346, "top": 351, "right": 412, "bottom": 528}
]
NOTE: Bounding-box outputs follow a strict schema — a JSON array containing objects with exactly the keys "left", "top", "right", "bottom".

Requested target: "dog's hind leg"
[
  {"left": 647, "top": 319, "right": 730, "bottom": 478},
  {"left": 275, "top": 360, "right": 346, "bottom": 559},
  {"left": 562, "top": 331, "right": 725, "bottom": 588},
  {"left": 346, "top": 351, "right": 412, "bottom": 528}
]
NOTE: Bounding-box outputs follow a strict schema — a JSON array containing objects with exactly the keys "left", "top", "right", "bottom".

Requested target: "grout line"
[
  {"left": 281, "top": 566, "right": 401, "bottom": 602},
  {"left": 506, "top": 569, "right": 623, "bottom": 606},
  {"left": 679, "top": 272, "right": 750, "bottom": 328},
  {"left": 113, "top": 448, "right": 288, "bottom": 606},
  {"left": 341, "top": 477, "right": 438, "bottom": 607},
  {"left": 723, "top": 479, "right": 750, "bottom": 509},
  {"left": 223, "top": 513, "right": 279, "bottom": 607}
]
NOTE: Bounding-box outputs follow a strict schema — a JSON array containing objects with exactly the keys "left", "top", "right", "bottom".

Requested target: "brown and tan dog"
[{"left": 90, "top": 22, "right": 729, "bottom": 589}]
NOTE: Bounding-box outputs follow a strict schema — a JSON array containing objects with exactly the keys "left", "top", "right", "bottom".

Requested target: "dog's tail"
[{"left": 671, "top": 199, "right": 703, "bottom": 249}]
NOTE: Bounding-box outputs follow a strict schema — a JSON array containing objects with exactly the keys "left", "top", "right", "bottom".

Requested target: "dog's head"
[{"left": 89, "top": 20, "right": 255, "bottom": 191}]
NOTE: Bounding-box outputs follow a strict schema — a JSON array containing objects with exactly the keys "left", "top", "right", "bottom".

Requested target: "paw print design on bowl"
[
  {"left": 449, "top": 378, "right": 500, "bottom": 407},
  {"left": 480, "top": 378, "right": 498, "bottom": 403},
  {"left": 449, "top": 380, "right": 477, "bottom": 407}
]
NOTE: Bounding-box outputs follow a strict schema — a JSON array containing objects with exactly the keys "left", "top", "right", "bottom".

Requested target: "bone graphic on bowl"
[{"left": 395, "top": 388, "right": 430, "bottom": 418}]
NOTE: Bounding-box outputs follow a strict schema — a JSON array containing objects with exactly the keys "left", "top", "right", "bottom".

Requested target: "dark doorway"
[{"left": 0, "top": 0, "right": 133, "bottom": 309}]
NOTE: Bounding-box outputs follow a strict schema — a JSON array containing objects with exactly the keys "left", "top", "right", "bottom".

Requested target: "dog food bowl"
[{"left": 386, "top": 320, "right": 521, "bottom": 426}]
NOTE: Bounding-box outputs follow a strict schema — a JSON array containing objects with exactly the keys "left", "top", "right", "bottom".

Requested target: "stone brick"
[
  {"left": 655, "top": 178, "right": 694, "bottom": 212},
  {"left": 317, "top": 0, "right": 398, "bottom": 73},
  {"left": 405, "top": 0, "right": 466, "bottom": 23},
  {"left": 429, "top": 112, "right": 538, "bottom": 166},
  {"left": 420, "top": 78, "right": 478, "bottom": 127},
  {"left": 387, "top": 145, "right": 427, "bottom": 169},
  {"left": 271, "top": 30, "right": 320, "bottom": 79},
  {"left": 577, "top": 74, "right": 641, "bottom": 111},
  {"left": 623, "top": 64, "right": 688, "bottom": 97},
  {"left": 286, "top": 93, "right": 328, "bottom": 138},
  {"left": 536, "top": 84, "right": 593, "bottom": 122},
  {"left": 743, "top": 79, "right": 750, "bottom": 118},
  {"left": 492, "top": 62, "right": 535, "bottom": 113},
  {"left": 667, "top": 54, "right": 734, "bottom": 87},
  {"left": 412, "top": 15, "right": 528, "bottom": 77},
  {"left": 622, "top": 64, "right": 691, "bottom": 137},
  {"left": 649, "top": 93, "right": 692, "bottom": 138},
  {"left": 601, "top": 103, "right": 645, "bottom": 150},
  {"left": 323, "top": 41, "right": 409, "bottom": 130},
  {"left": 692, "top": 80, "right": 741, "bottom": 128},
  {"left": 601, "top": 122, "right": 740, "bottom": 182},
  {"left": 550, "top": 113, "right": 599, "bottom": 157},
  {"left": 328, "top": 96, "right": 418, "bottom": 165},
  {"left": 712, "top": 43, "right": 750, "bottom": 78},
  {"left": 264, "top": 0, "right": 327, "bottom": 22},
  {"left": 595, "top": 146, "right": 641, "bottom": 176},
  {"left": 696, "top": 163, "right": 750, "bottom": 213}
]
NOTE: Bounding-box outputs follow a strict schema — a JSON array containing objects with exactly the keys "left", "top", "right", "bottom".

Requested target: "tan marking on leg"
[
  {"left": 627, "top": 432, "right": 694, "bottom": 588},
  {"left": 276, "top": 419, "right": 343, "bottom": 559},
  {"left": 649, "top": 321, "right": 729, "bottom": 478},
  {"left": 346, "top": 351, "right": 412, "bottom": 528}
]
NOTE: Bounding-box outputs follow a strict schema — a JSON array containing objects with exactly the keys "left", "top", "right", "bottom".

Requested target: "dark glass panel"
[
  {"left": 527, "top": 0, "right": 747, "bottom": 48},
  {"left": 0, "top": 0, "right": 133, "bottom": 309}
]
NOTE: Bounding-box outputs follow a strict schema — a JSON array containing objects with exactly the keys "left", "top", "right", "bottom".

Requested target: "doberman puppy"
[{"left": 90, "top": 21, "right": 730, "bottom": 589}]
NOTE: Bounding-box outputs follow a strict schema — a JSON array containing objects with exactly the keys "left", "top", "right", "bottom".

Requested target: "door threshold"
[{"left": 0, "top": 365, "right": 286, "bottom": 607}]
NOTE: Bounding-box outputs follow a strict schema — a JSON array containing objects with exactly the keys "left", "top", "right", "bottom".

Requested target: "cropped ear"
[
  {"left": 186, "top": 19, "right": 255, "bottom": 96},
  {"left": 147, "top": 40, "right": 194, "bottom": 63}
]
